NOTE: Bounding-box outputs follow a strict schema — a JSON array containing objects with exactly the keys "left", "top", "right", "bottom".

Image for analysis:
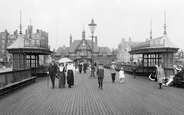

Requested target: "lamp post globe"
[{"left": 88, "top": 18, "right": 97, "bottom": 78}]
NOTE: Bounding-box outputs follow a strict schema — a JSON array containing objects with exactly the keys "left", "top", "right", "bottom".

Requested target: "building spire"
[
  {"left": 29, "top": 19, "right": 32, "bottom": 39},
  {"left": 83, "top": 23, "right": 85, "bottom": 32},
  {"left": 164, "top": 11, "right": 167, "bottom": 34},
  {"left": 82, "top": 23, "right": 85, "bottom": 39},
  {"left": 70, "top": 34, "right": 72, "bottom": 45},
  {"left": 150, "top": 19, "right": 152, "bottom": 39},
  {"left": 19, "top": 11, "right": 23, "bottom": 34}
]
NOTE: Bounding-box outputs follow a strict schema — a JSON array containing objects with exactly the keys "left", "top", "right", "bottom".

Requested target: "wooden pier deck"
[{"left": 0, "top": 69, "right": 184, "bottom": 115}]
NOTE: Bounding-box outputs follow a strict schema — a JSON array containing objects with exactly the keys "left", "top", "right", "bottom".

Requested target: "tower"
[
  {"left": 150, "top": 19, "right": 153, "bottom": 39},
  {"left": 95, "top": 36, "right": 97, "bottom": 45},
  {"left": 19, "top": 11, "right": 23, "bottom": 34},
  {"left": 70, "top": 34, "right": 72, "bottom": 45},
  {"left": 163, "top": 11, "right": 167, "bottom": 34},
  {"left": 28, "top": 19, "right": 33, "bottom": 35},
  {"left": 82, "top": 24, "right": 85, "bottom": 39}
]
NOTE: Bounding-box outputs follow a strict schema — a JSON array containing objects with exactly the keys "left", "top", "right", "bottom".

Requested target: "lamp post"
[{"left": 88, "top": 18, "right": 97, "bottom": 77}]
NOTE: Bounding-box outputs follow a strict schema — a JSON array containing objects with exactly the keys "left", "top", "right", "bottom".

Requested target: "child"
[
  {"left": 119, "top": 67, "right": 125, "bottom": 83},
  {"left": 96, "top": 63, "right": 104, "bottom": 90}
]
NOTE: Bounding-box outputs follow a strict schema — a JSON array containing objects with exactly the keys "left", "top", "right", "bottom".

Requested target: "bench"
[
  {"left": 178, "top": 79, "right": 184, "bottom": 88},
  {"left": 0, "top": 69, "right": 36, "bottom": 96}
]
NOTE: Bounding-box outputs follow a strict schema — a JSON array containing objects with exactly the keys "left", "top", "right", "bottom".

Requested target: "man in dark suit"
[
  {"left": 83, "top": 62, "right": 87, "bottom": 73},
  {"left": 48, "top": 59, "right": 58, "bottom": 89}
]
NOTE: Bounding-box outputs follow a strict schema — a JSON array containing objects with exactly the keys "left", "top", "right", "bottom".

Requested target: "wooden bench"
[
  {"left": 0, "top": 69, "right": 37, "bottom": 96},
  {"left": 178, "top": 79, "right": 184, "bottom": 88}
]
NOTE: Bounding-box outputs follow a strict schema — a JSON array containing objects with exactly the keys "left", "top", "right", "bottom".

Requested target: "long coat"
[
  {"left": 156, "top": 67, "right": 165, "bottom": 83},
  {"left": 48, "top": 63, "right": 58, "bottom": 77},
  {"left": 48, "top": 63, "right": 58, "bottom": 87},
  {"left": 96, "top": 68, "right": 104, "bottom": 82}
]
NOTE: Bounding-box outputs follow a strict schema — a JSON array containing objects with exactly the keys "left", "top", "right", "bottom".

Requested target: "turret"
[{"left": 70, "top": 34, "right": 72, "bottom": 45}]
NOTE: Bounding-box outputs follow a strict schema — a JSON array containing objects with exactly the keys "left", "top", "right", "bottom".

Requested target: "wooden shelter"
[
  {"left": 7, "top": 34, "right": 52, "bottom": 71},
  {"left": 129, "top": 34, "right": 179, "bottom": 77}
]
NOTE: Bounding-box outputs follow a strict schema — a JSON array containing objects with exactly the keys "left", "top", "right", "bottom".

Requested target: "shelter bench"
[
  {"left": 178, "top": 79, "right": 184, "bottom": 88},
  {"left": 0, "top": 69, "right": 36, "bottom": 96}
]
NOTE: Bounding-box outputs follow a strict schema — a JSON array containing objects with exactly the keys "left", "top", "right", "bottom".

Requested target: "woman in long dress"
[
  {"left": 66, "top": 61, "right": 75, "bottom": 88},
  {"left": 110, "top": 61, "right": 117, "bottom": 83},
  {"left": 58, "top": 63, "right": 66, "bottom": 88},
  {"left": 157, "top": 64, "right": 165, "bottom": 89}
]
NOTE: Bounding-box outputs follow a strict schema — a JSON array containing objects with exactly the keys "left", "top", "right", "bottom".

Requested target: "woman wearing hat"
[
  {"left": 119, "top": 67, "right": 125, "bottom": 83},
  {"left": 110, "top": 61, "right": 117, "bottom": 83},
  {"left": 66, "top": 61, "right": 75, "bottom": 88},
  {"left": 156, "top": 63, "right": 165, "bottom": 89},
  {"left": 58, "top": 63, "right": 66, "bottom": 88}
]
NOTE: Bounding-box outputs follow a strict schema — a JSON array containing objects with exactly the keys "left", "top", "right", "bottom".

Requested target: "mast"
[
  {"left": 163, "top": 11, "right": 167, "bottom": 34},
  {"left": 19, "top": 11, "right": 23, "bottom": 34},
  {"left": 150, "top": 19, "right": 152, "bottom": 39}
]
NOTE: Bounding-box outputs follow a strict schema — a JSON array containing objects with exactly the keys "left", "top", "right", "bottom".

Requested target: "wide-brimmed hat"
[
  {"left": 120, "top": 67, "right": 124, "bottom": 70},
  {"left": 112, "top": 61, "right": 115, "bottom": 64}
]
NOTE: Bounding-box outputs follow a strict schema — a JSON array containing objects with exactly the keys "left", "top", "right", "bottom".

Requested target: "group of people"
[
  {"left": 96, "top": 61, "right": 125, "bottom": 90},
  {"left": 148, "top": 63, "right": 184, "bottom": 89},
  {"left": 78, "top": 62, "right": 88, "bottom": 74},
  {"left": 49, "top": 58, "right": 181, "bottom": 90},
  {"left": 48, "top": 59, "right": 75, "bottom": 89},
  {"left": 148, "top": 64, "right": 166, "bottom": 89}
]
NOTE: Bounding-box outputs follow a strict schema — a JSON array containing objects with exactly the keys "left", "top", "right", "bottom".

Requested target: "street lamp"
[{"left": 88, "top": 18, "right": 97, "bottom": 77}]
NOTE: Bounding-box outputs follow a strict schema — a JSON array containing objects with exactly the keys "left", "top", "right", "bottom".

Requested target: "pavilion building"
[
  {"left": 129, "top": 16, "right": 179, "bottom": 77},
  {"left": 53, "top": 28, "right": 114, "bottom": 64}
]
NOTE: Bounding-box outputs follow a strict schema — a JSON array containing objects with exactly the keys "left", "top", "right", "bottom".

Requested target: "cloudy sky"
[{"left": 0, "top": 0, "right": 184, "bottom": 50}]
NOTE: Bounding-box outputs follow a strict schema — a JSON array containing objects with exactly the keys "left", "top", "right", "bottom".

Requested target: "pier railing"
[{"left": 0, "top": 69, "right": 32, "bottom": 87}]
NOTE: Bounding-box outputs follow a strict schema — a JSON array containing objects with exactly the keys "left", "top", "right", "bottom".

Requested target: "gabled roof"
[
  {"left": 161, "top": 34, "right": 177, "bottom": 48},
  {"left": 55, "top": 47, "right": 69, "bottom": 55},
  {"left": 86, "top": 40, "right": 99, "bottom": 52},
  {"left": 69, "top": 39, "right": 99, "bottom": 52},
  {"left": 7, "top": 34, "right": 51, "bottom": 55},
  {"left": 69, "top": 40, "right": 81, "bottom": 52},
  {"left": 7, "top": 34, "right": 25, "bottom": 49},
  {"left": 99, "top": 47, "right": 112, "bottom": 55},
  {"left": 149, "top": 34, "right": 178, "bottom": 48}
]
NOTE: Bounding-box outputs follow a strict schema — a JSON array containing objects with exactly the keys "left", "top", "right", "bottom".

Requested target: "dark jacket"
[
  {"left": 96, "top": 68, "right": 104, "bottom": 78},
  {"left": 48, "top": 63, "right": 58, "bottom": 76}
]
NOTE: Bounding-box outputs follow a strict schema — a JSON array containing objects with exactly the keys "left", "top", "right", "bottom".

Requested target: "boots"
[
  {"left": 98, "top": 82, "right": 103, "bottom": 90},
  {"left": 101, "top": 82, "right": 103, "bottom": 90},
  {"left": 159, "top": 83, "right": 162, "bottom": 89}
]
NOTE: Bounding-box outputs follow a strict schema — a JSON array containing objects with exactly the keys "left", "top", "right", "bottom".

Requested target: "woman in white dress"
[
  {"left": 66, "top": 61, "right": 75, "bottom": 88},
  {"left": 119, "top": 68, "right": 125, "bottom": 83}
]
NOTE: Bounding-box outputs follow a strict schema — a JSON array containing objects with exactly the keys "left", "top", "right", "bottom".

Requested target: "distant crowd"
[{"left": 47, "top": 59, "right": 184, "bottom": 90}]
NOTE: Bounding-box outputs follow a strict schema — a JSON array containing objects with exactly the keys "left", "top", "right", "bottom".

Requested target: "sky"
[{"left": 0, "top": 0, "right": 184, "bottom": 51}]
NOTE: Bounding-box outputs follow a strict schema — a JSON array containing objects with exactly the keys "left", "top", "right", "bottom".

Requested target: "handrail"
[{"left": 0, "top": 69, "right": 32, "bottom": 87}]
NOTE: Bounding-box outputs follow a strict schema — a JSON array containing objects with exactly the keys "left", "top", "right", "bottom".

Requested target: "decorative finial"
[
  {"left": 164, "top": 11, "right": 167, "bottom": 34},
  {"left": 150, "top": 19, "right": 152, "bottom": 39},
  {"left": 19, "top": 11, "right": 23, "bottom": 34}
]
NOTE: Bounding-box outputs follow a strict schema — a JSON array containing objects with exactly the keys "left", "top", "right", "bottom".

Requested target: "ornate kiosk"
[
  {"left": 129, "top": 34, "right": 179, "bottom": 77},
  {"left": 7, "top": 33, "right": 52, "bottom": 76}
]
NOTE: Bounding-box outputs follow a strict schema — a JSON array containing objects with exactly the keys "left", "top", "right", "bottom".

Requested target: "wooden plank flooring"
[{"left": 0, "top": 68, "right": 184, "bottom": 115}]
